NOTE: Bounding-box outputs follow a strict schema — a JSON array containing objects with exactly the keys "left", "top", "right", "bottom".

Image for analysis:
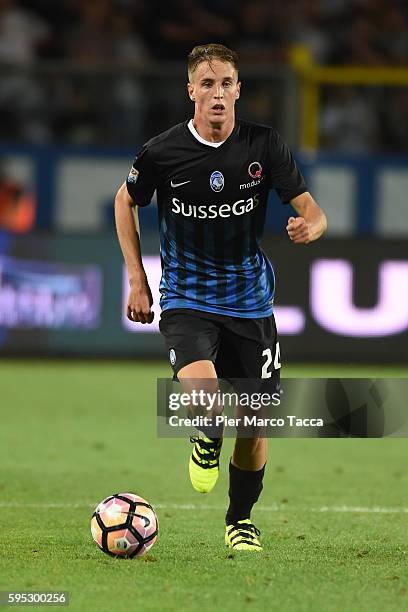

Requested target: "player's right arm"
[{"left": 114, "top": 182, "right": 154, "bottom": 324}]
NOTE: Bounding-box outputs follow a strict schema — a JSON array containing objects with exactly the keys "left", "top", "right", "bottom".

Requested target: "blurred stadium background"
[{"left": 0, "top": 0, "right": 407, "bottom": 365}]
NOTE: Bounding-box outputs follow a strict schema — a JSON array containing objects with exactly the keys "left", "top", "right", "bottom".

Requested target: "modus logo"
[
  {"left": 240, "top": 162, "right": 264, "bottom": 190},
  {"left": 248, "top": 162, "right": 262, "bottom": 178}
]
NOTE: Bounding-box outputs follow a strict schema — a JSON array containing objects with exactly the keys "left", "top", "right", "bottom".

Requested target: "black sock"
[{"left": 225, "top": 461, "right": 265, "bottom": 525}]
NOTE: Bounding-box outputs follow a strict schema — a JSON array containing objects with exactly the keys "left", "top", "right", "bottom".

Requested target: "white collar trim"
[{"left": 188, "top": 119, "right": 225, "bottom": 148}]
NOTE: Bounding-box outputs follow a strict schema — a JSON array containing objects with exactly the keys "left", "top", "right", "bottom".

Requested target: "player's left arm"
[{"left": 286, "top": 191, "right": 327, "bottom": 244}]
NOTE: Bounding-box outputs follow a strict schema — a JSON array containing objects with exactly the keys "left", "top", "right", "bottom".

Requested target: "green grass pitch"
[{"left": 1, "top": 361, "right": 408, "bottom": 611}]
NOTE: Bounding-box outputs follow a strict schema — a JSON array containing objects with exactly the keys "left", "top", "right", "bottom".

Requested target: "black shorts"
[{"left": 159, "top": 308, "right": 281, "bottom": 388}]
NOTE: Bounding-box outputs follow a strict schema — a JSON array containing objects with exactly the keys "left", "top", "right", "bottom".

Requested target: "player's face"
[{"left": 188, "top": 60, "right": 240, "bottom": 125}]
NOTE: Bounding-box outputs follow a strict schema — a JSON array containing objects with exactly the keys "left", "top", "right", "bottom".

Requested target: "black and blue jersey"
[{"left": 125, "top": 119, "right": 307, "bottom": 318}]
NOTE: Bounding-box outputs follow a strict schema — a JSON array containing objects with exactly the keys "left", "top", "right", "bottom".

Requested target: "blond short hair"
[{"left": 188, "top": 44, "right": 239, "bottom": 82}]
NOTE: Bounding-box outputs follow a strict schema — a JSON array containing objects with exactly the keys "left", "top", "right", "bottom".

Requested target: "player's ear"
[
  {"left": 236, "top": 82, "right": 241, "bottom": 99},
  {"left": 187, "top": 82, "right": 195, "bottom": 102}
]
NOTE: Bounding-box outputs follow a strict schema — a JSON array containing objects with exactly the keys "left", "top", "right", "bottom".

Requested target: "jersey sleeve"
[
  {"left": 268, "top": 130, "right": 308, "bottom": 204},
  {"left": 125, "top": 146, "right": 158, "bottom": 207}
]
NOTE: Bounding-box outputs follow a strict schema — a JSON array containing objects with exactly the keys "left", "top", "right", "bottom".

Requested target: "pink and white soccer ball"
[{"left": 91, "top": 493, "right": 158, "bottom": 558}]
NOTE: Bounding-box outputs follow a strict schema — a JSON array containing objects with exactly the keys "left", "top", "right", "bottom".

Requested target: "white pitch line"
[
  {"left": 1, "top": 502, "right": 408, "bottom": 514},
  {"left": 317, "top": 505, "right": 408, "bottom": 514}
]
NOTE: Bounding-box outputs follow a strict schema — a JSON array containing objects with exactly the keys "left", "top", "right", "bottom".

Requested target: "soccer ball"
[{"left": 91, "top": 492, "right": 158, "bottom": 558}]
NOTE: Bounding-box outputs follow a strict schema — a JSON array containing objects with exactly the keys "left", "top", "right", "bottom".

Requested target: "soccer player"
[{"left": 115, "top": 44, "right": 327, "bottom": 551}]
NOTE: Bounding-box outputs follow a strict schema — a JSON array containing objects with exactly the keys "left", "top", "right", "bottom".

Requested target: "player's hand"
[
  {"left": 286, "top": 216, "right": 311, "bottom": 244},
  {"left": 127, "top": 278, "right": 154, "bottom": 324}
]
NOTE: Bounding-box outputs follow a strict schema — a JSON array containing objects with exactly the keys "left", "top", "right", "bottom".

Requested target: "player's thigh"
[
  {"left": 178, "top": 359, "right": 217, "bottom": 379},
  {"left": 177, "top": 359, "right": 220, "bottom": 407},
  {"left": 159, "top": 309, "right": 220, "bottom": 377}
]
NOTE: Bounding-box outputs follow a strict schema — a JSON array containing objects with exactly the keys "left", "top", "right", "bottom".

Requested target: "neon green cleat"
[
  {"left": 225, "top": 519, "right": 263, "bottom": 551},
  {"left": 189, "top": 436, "right": 223, "bottom": 493}
]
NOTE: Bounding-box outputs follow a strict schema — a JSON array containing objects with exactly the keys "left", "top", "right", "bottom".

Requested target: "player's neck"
[{"left": 192, "top": 114, "right": 235, "bottom": 143}]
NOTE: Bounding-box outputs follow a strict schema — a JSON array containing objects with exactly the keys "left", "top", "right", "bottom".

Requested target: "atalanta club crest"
[
  {"left": 210, "top": 170, "right": 224, "bottom": 192},
  {"left": 248, "top": 162, "right": 262, "bottom": 179}
]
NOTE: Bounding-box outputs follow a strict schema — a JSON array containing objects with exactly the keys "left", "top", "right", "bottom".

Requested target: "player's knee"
[{"left": 236, "top": 437, "right": 267, "bottom": 455}]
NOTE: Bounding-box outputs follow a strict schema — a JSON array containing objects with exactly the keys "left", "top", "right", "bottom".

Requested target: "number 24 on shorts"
[{"left": 261, "top": 342, "right": 281, "bottom": 379}]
